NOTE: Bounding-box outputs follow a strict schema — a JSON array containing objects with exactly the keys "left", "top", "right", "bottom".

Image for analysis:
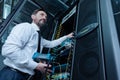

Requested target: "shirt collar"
[{"left": 31, "top": 22, "right": 40, "bottom": 31}]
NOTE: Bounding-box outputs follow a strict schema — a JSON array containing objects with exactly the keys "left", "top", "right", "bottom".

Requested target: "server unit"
[{"left": 71, "top": 0, "right": 105, "bottom": 80}]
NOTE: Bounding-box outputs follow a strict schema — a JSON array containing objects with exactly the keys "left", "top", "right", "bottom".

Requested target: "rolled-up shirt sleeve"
[
  {"left": 41, "top": 36, "right": 68, "bottom": 48},
  {"left": 2, "top": 23, "right": 38, "bottom": 70}
]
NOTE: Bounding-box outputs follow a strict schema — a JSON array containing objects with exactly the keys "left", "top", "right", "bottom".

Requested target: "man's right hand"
[{"left": 35, "top": 62, "right": 52, "bottom": 74}]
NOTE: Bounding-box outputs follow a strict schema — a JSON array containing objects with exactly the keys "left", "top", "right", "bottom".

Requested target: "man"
[{"left": 0, "top": 9, "right": 74, "bottom": 80}]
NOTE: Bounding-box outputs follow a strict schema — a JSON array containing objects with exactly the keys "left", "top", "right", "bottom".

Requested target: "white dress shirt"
[{"left": 2, "top": 22, "right": 68, "bottom": 75}]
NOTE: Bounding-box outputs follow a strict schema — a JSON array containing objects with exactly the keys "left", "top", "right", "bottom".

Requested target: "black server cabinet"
[
  {"left": 71, "top": 0, "right": 105, "bottom": 80},
  {"left": 71, "top": 0, "right": 120, "bottom": 80}
]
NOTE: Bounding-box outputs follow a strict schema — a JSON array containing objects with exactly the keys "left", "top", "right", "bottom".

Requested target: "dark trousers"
[
  {"left": 31, "top": 70, "right": 43, "bottom": 80},
  {"left": 0, "top": 66, "right": 31, "bottom": 80}
]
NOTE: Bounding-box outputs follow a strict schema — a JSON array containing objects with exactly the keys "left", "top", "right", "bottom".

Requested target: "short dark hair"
[{"left": 32, "top": 9, "right": 45, "bottom": 15}]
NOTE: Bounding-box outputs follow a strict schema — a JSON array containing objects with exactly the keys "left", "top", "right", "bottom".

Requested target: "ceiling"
[
  {"left": 31, "top": 0, "right": 77, "bottom": 18},
  {"left": 12, "top": 0, "right": 78, "bottom": 23}
]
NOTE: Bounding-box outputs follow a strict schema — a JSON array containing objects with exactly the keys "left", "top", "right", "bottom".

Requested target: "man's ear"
[{"left": 31, "top": 15, "right": 35, "bottom": 20}]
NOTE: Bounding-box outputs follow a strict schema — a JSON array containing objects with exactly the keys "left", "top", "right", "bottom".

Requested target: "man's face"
[{"left": 32, "top": 11, "right": 47, "bottom": 27}]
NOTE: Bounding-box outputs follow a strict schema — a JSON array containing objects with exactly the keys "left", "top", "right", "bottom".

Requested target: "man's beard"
[{"left": 37, "top": 19, "right": 46, "bottom": 27}]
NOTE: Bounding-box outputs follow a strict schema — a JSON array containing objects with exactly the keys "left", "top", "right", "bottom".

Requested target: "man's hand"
[
  {"left": 35, "top": 62, "right": 52, "bottom": 74},
  {"left": 66, "top": 32, "right": 74, "bottom": 38}
]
